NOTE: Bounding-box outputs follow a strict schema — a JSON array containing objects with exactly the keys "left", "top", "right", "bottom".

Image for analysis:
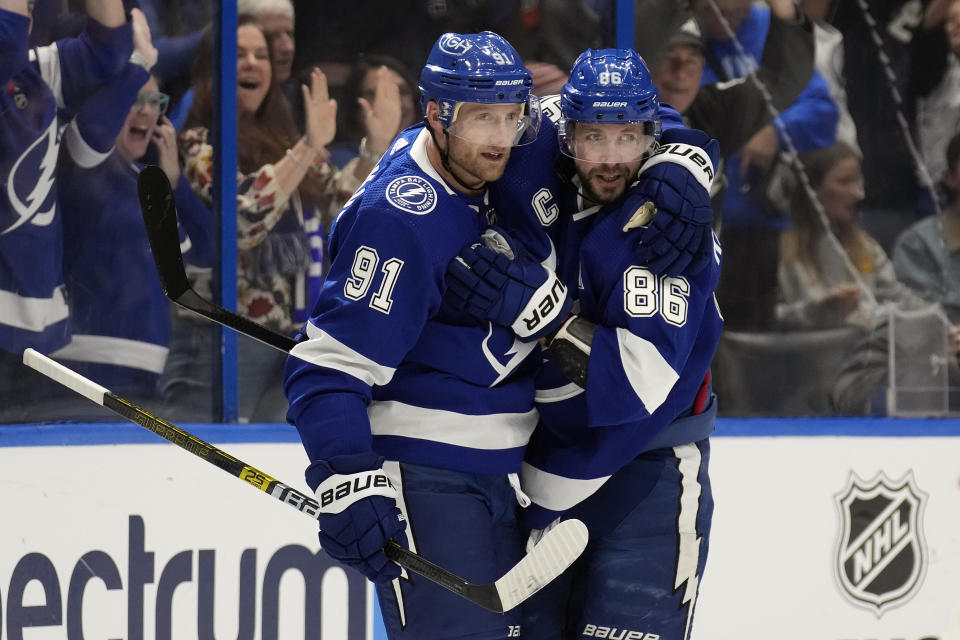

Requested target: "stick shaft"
[{"left": 21, "top": 349, "right": 482, "bottom": 605}]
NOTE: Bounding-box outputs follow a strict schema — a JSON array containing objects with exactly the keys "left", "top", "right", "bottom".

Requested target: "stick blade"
[
  {"left": 138, "top": 165, "right": 191, "bottom": 300},
  {"left": 492, "top": 518, "right": 589, "bottom": 611}
]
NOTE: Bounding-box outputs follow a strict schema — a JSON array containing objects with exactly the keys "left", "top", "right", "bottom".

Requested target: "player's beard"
[
  {"left": 446, "top": 137, "right": 511, "bottom": 188},
  {"left": 577, "top": 161, "right": 641, "bottom": 204}
]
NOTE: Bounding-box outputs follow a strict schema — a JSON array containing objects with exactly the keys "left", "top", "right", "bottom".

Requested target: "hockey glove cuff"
[
  {"left": 625, "top": 127, "right": 719, "bottom": 276},
  {"left": 306, "top": 452, "right": 407, "bottom": 583}
]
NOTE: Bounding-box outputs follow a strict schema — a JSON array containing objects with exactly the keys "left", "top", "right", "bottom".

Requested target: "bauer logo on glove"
[
  {"left": 643, "top": 141, "right": 716, "bottom": 189},
  {"left": 517, "top": 274, "right": 568, "bottom": 336},
  {"left": 314, "top": 468, "right": 397, "bottom": 513}
]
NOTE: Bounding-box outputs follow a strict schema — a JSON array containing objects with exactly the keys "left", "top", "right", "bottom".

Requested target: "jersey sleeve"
[
  {"left": 34, "top": 16, "right": 133, "bottom": 113},
  {"left": 284, "top": 201, "right": 444, "bottom": 463},
  {"left": 0, "top": 8, "right": 29, "bottom": 86},
  {"left": 63, "top": 62, "right": 149, "bottom": 167},
  {"left": 774, "top": 68, "right": 838, "bottom": 153}
]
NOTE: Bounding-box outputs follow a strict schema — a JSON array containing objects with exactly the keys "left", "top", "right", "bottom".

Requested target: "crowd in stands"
[{"left": 3, "top": 0, "right": 960, "bottom": 422}]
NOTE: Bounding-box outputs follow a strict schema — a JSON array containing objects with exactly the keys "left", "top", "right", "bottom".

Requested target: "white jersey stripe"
[
  {"left": 534, "top": 382, "right": 583, "bottom": 404},
  {"left": 520, "top": 462, "right": 610, "bottom": 512},
  {"left": 30, "top": 44, "right": 64, "bottom": 109},
  {"left": 291, "top": 322, "right": 396, "bottom": 386},
  {"left": 0, "top": 285, "right": 69, "bottom": 332},
  {"left": 672, "top": 443, "right": 704, "bottom": 640},
  {"left": 63, "top": 119, "right": 113, "bottom": 169},
  {"left": 51, "top": 334, "right": 168, "bottom": 373},
  {"left": 616, "top": 327, "right": 678, "bottom": 414},
  {"left": 369, "top": 400, "right": 537, "bottom": 450}
]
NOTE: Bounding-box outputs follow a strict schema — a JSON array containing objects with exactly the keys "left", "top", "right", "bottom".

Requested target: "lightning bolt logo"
[
  {"left": 4, "top": 118, "right": 59, "bottom": 235},
  {"left": 385, "top": 175, "right": 437, "bottom": 215},
  {"left": 482, "top": 322, "right": 537, "bottom": 386}
]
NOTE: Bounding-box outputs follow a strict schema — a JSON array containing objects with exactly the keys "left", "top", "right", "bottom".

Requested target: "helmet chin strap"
[{"left": 424, "top": 117, "right": 486, "bottom": 193}]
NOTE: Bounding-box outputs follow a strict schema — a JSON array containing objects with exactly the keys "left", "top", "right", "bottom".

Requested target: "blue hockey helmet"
[
  {"left": 559, "top": 48, "right": 661, "bottom": 163},
  {"left": 419, "top": 31, "right": 541, "bottom": 146}
]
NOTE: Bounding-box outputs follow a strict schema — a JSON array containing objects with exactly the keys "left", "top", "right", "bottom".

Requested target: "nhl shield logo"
[{"left": 834, "top": 471, "right": 928, "bottom": 615}]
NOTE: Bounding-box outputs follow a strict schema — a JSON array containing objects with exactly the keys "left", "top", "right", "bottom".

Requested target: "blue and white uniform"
[
  {"left": 479, "top": 51, "right": 724, "bottom": 640},
  {"left": 286, "top": 125, "right": 542, "bottom": 473},
  {"left": 285, "top": 125, "right": 539, "bottom": 638},
  {"left": 0, "top": 8, "right": 132, "bottom": 355},
  {"left": 518, "top": 211, "right": 722, "bottom": 639},
  {"left": 54, "top": 63, "right": 213, "bottom": 397}
]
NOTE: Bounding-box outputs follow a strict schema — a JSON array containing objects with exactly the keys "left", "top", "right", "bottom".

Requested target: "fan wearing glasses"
[{"left": 52, "top": 9, "right": 213, "bottom": 409}]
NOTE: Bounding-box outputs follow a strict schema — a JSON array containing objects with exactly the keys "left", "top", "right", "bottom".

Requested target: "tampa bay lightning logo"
[
  {"left": 4, "top": 119, "right": 58, "bottom": 235},
  {"left": 385, "top": 176, "right": 437, "bottom": 215},
  {"left": 438, "top": 33, "right": 473, "bottom": 55}
]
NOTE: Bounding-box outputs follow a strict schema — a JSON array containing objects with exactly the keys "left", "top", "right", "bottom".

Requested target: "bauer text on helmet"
[{"left": 559, "top": 48, "right": 661, "bottom": 164}]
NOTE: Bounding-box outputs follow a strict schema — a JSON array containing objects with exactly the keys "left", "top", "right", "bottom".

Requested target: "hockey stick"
[
  {"left": 136, "top": 166, "right": 296, "bottom": 352},
  {"left": 23, "top": 348, "right": 588, "bottom": 613}
]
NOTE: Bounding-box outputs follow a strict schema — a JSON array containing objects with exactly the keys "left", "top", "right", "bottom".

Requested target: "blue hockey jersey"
[
  {"left": 475, "top": 95, "right": 722, "bottom": 527},
  {"left": 521, "top": 213, "right": 723, "bottom": 527},
  {"left": 284, "top": 125, "right": 543, "bottom": 474},
  {"left": 54, "top": 62, "right": 214, "bottom": 394},
  {"left": 0, "top": 8, "right": 132, "bottom": 354}
]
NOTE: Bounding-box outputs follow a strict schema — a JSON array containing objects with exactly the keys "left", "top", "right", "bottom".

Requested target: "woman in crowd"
[
  {"left": 160, "top": 17, "right": 400, "bottom": 421},
  {"left": 776, "top": 141, "right": 927, "bottom": 331}
]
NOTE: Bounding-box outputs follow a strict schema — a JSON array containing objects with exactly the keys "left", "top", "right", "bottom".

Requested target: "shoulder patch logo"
[
  {"left": 386, "top": 175, "right": 437, "bottom": 215},
  {"left": 834, "top": 471, "right": 928, "bottom": 616}
]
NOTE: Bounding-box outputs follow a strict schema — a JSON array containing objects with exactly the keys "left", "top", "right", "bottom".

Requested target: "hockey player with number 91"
[{"left": 283, "top": 31, "right": 571, "bottom": 640}]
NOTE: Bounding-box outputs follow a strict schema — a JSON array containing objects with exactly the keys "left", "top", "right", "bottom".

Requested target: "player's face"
[
  {"left": 444, "top": 102, "right": 520, "bottom": 183},
  {"left": 653, "top": 43, "right": 704, "bottom": 113},
  {"left": 237, "top": 25, "right": 272, "bottom": 115},
  {"left": 817, "top": 155, "right": 864, "bottom": 228},
  {"left": 117, "top": 76, "right": 163, "bottom": 162},
  {"left": 259, "top": 12, "right": 295, "bottom": 85},
  {"left": 570, "top": 123, "right": 650, "bottom": 204}
]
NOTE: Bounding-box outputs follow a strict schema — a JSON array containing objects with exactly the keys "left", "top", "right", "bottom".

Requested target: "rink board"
[{"left": 1, "top": 419, "right": 959, "bottom": 640}]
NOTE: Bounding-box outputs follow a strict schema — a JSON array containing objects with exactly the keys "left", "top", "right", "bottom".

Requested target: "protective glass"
[
  {"left": 444, "top": 95, "right": 542, "bottom": 147},
  {"left": 134, "top": 91, "right": 170, "bottom": 116},
  {"left": 559, "top": 120, "right": 658, "bottom": 163}
]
